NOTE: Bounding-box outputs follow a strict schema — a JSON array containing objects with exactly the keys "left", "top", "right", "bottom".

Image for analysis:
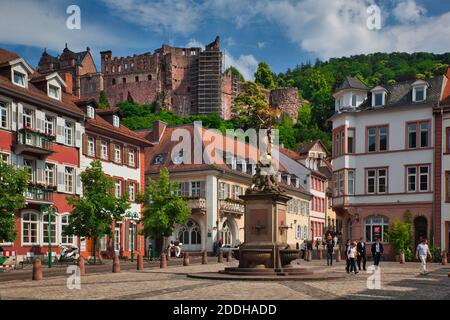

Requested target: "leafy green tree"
[
  {"left": 385, "top": 210, "right": 413, "bottom": 261},
  {"left": 226, "top": 66, "right": 245, "bottom": 82},
  {"left": 0, "top": 162, "right": 28, "bottom": 242},
  {"left": 99, "top": 90, "right": 110, "bottom": 109},
  {"left": 254, "top": 62, "right": 277, "bottom": 89},
  {"left": 139, "top": 168, "right": 191, "bottom": 255},
  {"left": 64, "top": 160, "right": 130, "bottom": 263}
]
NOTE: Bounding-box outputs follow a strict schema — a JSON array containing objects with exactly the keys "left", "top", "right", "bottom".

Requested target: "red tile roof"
[{"left": 0, "top": 48, "right": 19, "bottom": 64}]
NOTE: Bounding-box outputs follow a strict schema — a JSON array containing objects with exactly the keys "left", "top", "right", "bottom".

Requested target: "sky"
[{"left": 1, "top": 0, "right": 450, "bottom": 80}]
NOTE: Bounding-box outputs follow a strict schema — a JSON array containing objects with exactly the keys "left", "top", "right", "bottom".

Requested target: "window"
[
  {"left": 407, "top": 121, "right": 430, "bottom": 149},
  {"left": 368, "top": 128, "right": 376, "bottom": 152},
  {"left": 88, "top": 137, "right": 95, "bottom": 156},
  {"left": 177, "top": 182, "right": 189, "bottom": 196},
  {"left": 61, "top": 215, "right": 73, "bottom": 244},
  {"left": 128, "top": 148, "right": 135, "bottom": 166},
  {"left": 101, "top": 141, "right": 108, "bottom": 160},
  {"left": 115, "top": 180, "right": 122, "bottom": 198},
  {"left": 191, "top": 181, "right": 201, "bottom": 197},
  {"left": 219, "top": 182, "right": 230, "bottom": 199},
  {"left": 333, "top": 172, "right": 339, "bottom": 197},
  {"left": 351, "top": 94, "right": 357, "bottom": 107},
  {"left": 23, "top": 108, "right": 33, "bottom": 128},
  {"left": 365, "top": 216, "right": 389, "bottom": 243},
  {"left": 129, "top": 182, "right": 136, "bottom": 202},
  {"left": 64, "top": 121, "right": 74, "bottom": 146},
  {"left": 48, "top": 85, "right": 60, "bottom": 99},
  {"left": 42, "top": 213, "right": 56, "bottom": 244},
  {"left": 232, "top": 185, "right": 242, "bottom": 199},
  {"left": 44, "top": 116, "right": 54, "bottom": 136},
  {"left": 339, "top": 171, "right": 344, "bottom": 196},
  {"left": 13, "top": 71, "right": 25, "bottom": 86},
  {"left": 44, "top": 163, "right": 55, "bottom": 186},
  {"left": 114, "top": 144, "right": 121, "bottom": 163},
  {"left": 0, "top": 152, "right": 9, "bottom": 164},
  {"left": 406, "top": 165, "right": 430, "bottom": 193},
  {"left": 347, "top": 170, "right": 355, "bottom": 195},
  {"left": 87, "top": 106, "right": 95, "bottom": 119},
  {"left": 64, "top": 167, "right": 74, "bottom": 193},
  {"left": 446, "top": 172, "right": 450, "bottom": 202},
  {"left": 379, "top": 127, "right": 388, "bottom": 151},
  {"left": 0, "top": 102, "right": 7, "bottom": 129},
  {"left": 22, "top": 212, "right": 38, "bottom": 244},
  {"left": 113, "top": 115, "right": 120, "bottom": 128},
  {"left": 112, "top": 78, "right": 116, "bottom": 85},
  {"left": 337, "top": 96, "right": 343, "bottom": 110},
  {"left": 347, "top": 129, "right": 355, "bottom": 154},
  {"left": 414, "top": 86, "right": 426, "bottom": 102},
  {"left": 366, "top": 168, "right": 388, "bottom": 194},
  {"left": 153, "top": 154, "right": 164, "bottom": 165},
  {"left": 23, "top": 159, "right": 35, "bottom": 181},
  {"left": 374, "top": 93, "right": 384, "bottom": 106}
]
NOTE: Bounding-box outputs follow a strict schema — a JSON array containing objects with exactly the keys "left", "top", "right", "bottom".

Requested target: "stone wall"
[{"left": 269, "top": 88, "right": 300, "bottom": 123}]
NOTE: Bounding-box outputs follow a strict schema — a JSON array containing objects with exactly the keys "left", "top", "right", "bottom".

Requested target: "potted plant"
[{"left": 385, "top": 211, "right": 413, "bottom": 264}]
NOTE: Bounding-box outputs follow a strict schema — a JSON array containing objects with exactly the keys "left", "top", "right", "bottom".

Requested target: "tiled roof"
[
  {"left": 0, "top": 48, "right": 19, "bottom": 64},
  {"left": 338, "top": 77, "right": 369, "bottom": 91}
]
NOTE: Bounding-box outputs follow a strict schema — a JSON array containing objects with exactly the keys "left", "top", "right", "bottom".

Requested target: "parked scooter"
[{"left": 59, "top": 245, "right": 79, "bottom": 263}]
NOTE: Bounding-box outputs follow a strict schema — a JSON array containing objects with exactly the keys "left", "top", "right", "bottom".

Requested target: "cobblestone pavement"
[{"left": 0, "top": 259, "right": 449, "bottom": 300}]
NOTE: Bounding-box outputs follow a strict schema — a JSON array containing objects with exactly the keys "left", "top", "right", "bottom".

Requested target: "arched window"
[
  {"left": 222, "top": 221, "right": 232, "bottom": 246},
  {"left": 365, "top": 216, "right": 389, "bottom": 243},
  {"left": 177, "top": 225, "right": 189, "bottom": 244},
  {"left": 22, "top": 212, "right": 39, "bottom": 244},
  {"left": 347, "top": 218, "right": 353, "bottom": 241},
  {"left": 176, "top": 219, "right": 201, "bottom": 249},
  {"left": 42, "top": 213, "right": 56, "bottom": 244}
]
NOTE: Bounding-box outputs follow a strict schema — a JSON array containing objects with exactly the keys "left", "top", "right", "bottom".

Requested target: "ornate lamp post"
[
  {"left": 41, "top": 204, "right": 56, "bottom": 268},
  {"left": 130, "top": 221, "right": 134, "bottom": 263}
]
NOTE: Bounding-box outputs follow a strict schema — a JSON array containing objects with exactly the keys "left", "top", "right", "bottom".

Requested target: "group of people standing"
[{"left": 344, "top": 237, "right": 384, "bottom": 274}]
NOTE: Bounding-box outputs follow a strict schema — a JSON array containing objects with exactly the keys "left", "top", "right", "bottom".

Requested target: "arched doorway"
[
  {"left": 414, "top": 217, "right": 427, "bottom": 247},
  {"left": 221, "top": 220, "right": 233, "bottom": 246},
  {"left": 176, "top": 219, "right": 202, "bottom": 251}
]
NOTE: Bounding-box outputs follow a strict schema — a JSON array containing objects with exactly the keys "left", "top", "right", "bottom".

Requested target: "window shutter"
[
  {"left": 17, "top": 103, "right": 23, "bottom": 130},
  {"left": 36, "top": 160, "right": 45, "bottom": 183},
  {"left": 35, "top": 110, "right": 45, "bottom": 132},
  {"left": 95, "top": 138, "right": 101, "bottom": 157},
  {"left": 56, "top": 117, "right": 65, "bottom": 144},
  {"left": 124, "top": 180, "right": 129, "bottom": 200},
  {"left": 57, "top": 165, "right": 65, "bottom": 193},
  {"left": 109, "top": 142, "right": 114, "bottom": 162},
  {"left": 123, "top": 145, "right": 128, "bottom": 165},
  {"left": 11, "top": 102, "right": 17, "bottom": 131},
  {"left": 16, "top": 155, "right": 23, "bottom": 169},
  {"left": 75, "top": 122, "right": 83, "bottom": 148},
  {"left": 135, "top": 148, "right": 139, "bottom": 168},
  {"left": 82, "top": 134, "right": 88, "bottom": 156},
  {"left": 75, "top": 168, "right": 82, "bottom": 195}
]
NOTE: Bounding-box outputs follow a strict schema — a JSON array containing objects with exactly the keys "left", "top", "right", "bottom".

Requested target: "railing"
[
  {"left": 25, "top": 184, "right": 54, "bottom": 202},
  {"left": 219, "top": 199, "right": 245, "bottom": 216},
  {"left": 16, "top": 130, "right": 53, "bottom": 152},
  {"left": 185, "top": 197, "right": 207, "bottom": 210}
]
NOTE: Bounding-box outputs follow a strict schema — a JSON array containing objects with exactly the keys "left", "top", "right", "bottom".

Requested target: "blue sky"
[{"left": 1, "top": 0, "right": 450, "bottom": 80}]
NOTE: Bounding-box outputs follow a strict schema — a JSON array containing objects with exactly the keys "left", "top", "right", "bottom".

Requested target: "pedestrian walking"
[
  {"left": 371, "top": 237, "right": 384, "bottom": 266},
  {"left": 347, "top": 241, "right": 358, "bottom": 274},
  {"left": 357, "top": 237, "right": 367, "bottom": 271},
  {"left": 345, "top": 239, "right": 351, "bottom": 272},
  {"left": 300, "top": 241, "right": 306, "bottom": 259},
  {"left": 415, "top": 238, "right": 432, "bottom": 275},
  {"left": 333, "top": 234, "right": 338, "bottom": 247},
  {"left": 307, "top": 240, "right": 313, "bottom": 259},
  {"left": 326, "top": 239, "right": 334, "bottom": 266}
]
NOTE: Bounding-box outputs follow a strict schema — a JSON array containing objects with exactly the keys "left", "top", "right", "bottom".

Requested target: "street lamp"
[
  {"left": 130, "top": 221, "right": 134, "bottom": 263},
  {"left": 41, "top": 204, "right": 56, "bottom": 268}
]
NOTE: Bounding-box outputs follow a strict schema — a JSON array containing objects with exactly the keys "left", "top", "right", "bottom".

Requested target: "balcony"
[
  {"left": 184, "top": 196, "right": 207, "bottom": 214},
  {"left": 14, "top": 128, "right": 55, "bottom": 158},
  {"left": 219, "top": 199, "right": 245, "bottom": 217},
  {"left": 25, "top": 183, "right": 55, "bottom": 204}
]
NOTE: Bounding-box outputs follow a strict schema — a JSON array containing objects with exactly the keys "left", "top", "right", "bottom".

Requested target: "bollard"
[
  {"left": 78, "top": 256, "right": 86, "bottom": 276},
  {"left": 226, "top": 250, "right": 232, "bottom": 262},
  {"left": 32, "top": 258, "right": 43, "bottom": 281},
  {"left": 166, "top": 250, "right": 170, "bottom": 261},
  {"left": 303, "top": 250, "right": 308, "bottom": 261},
  {"left": 308, "top": 250, "right": 312, "bottom": 262},
  {"left": 336, "top": 249, "right": 341, "bottom": 262},
  {"left": 218, "top": 250, "right": 223, "bottom": 263},
  {"left": 112, "top": 255, "right": 120, "bottom": 273},
  {"left": 183, "top": 252, "right": 190, "bottom": 266},
  {"left": 442, "top": 252, "right": 448, "bottom": 265},
  {"left": 202, "top": 251, "right": 208, "bottom": 264},
  {"left": 137, "top": 254, "right": 144, "bottom": 270},
  {"left": 160, "top": 253, "right": 167, "bottom": 268}
]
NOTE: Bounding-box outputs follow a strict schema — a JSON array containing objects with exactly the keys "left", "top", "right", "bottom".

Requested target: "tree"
[
  {"left": 0, "top": 162, "right": 28, "bottom": 242},
  {"left": 99, "top": 90, "right": 110, "bottom": 109},
  {"left": 139, "top": 168, "right": 191, "bottom": 255},
  {"left": 232, "top": 81, "right": 279, "bottom": 131},
  {"left": 385, "top": 210, "right": 413, "bottom": 262},
  {"left": 64, "top": 160, "right": 129, "bottom": 263},
  {"left": 226, "top": 66, "right": 245, "bottom": 82},
  {"left": 254, "top": 62, "right": 276, "bottom": 89}
]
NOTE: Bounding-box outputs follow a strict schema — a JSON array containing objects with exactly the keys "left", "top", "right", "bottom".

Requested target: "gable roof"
[
  {"left": 294, "top": 139, "right": 328, "bottom": 155},
  {"left": 0, "top": 48, "right": 19, "bottom": 65},
  {"left": 337, "top": 77, "right": 369, "bottom": 91}
]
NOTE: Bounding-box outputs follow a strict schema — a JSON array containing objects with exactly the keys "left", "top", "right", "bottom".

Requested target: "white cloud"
[
  {"left": 224, "top": 37, "right": 236, "bottom": 47},
  {"left": 393, "top": 0, "right": 427, "bottom": 24},
  {"left": 185, "top": 39, "right": 205, "bottom": 49},
  {"left": 223, "top": 50, "right": 258, "bottom": 81},
  {"left": 0, "top": 0, "right": 122, "bottom": 53},
  {"left": 257, "top": 42, "right": 266, "bottom": 49},
  {"left": 100, "top": 0, "right": 203, "bottom": 35}
]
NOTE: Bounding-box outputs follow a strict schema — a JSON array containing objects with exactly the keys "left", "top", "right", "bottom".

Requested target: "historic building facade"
[
  {"left": 138, "top": 121, "right": 312, "bottom": 253},
  {"left": 331, "top": 76, "right": 444, "bottom": 259},
  {"left": 0, "top": 48, "right": 85, "bottom": 260}
]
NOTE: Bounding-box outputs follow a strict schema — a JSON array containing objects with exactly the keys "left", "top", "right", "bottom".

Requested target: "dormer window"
[
  {"left": 374, "top": 93, "right": 384, "bottom": 106},
  {"left": 413, "top": 86, "right": 426, "bottom": 102},
  {"left": 86, "top": 106, "right": 95, "bottom": 119},
  {"left": 13, "top": 71, "right": 26, "bottom": 87},
  {"left": 48, "top": 84, "right": 60, "bottom": 100},
  {"left": 351, "top": 94, "right": 357, "bottom": 107},
  {"left": 338, "top": 96, "right": 343, "bottom": 110},
  {"left": 113, "top": 115, "right": 120, "bottom": 128}
]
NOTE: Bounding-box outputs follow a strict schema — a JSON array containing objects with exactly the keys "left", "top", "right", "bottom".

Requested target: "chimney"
[
  {"left": 63, "top": 73, "right": 73, "bottom": 95},
  {"left": 151, "top": 120, "right": 167, "bottom": 143}
]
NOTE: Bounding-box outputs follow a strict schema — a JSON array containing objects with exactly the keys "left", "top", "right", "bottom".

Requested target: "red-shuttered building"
[{"left": 0, "top": 48, "right": 85, "bottom": 260}]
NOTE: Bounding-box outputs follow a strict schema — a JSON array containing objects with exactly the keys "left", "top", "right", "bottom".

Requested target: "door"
[
  {"left": 114, "top": 225, "right": 121, "bottom": 256},
  {"left": 414, "top": 217, "right": 427, "bottom": 248}
]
